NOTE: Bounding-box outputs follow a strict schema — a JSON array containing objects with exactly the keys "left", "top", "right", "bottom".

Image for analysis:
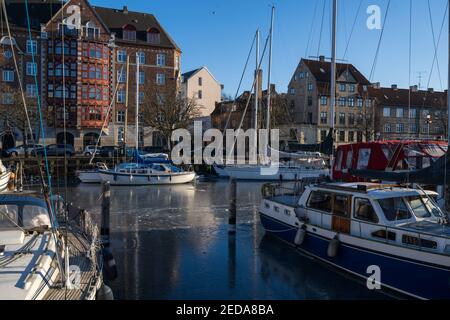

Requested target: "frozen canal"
[{"left": 67, "top": 180, "right": 390, "bottom": 300}]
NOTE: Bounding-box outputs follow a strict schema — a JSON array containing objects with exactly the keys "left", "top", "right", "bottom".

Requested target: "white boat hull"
[
  {"left": 99, "top": 171, "right": 196, "bottom": 185},
  {"left": 0, "top": 171, "right": 11, "bottom": 192},
  {"left": 215, "top": 165, "right": 329, "bottom": 181},
  {"left": 77, "top": 170, "right": 102, "bottom": 183}
]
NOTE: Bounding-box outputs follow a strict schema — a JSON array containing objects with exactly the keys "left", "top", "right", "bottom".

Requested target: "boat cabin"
[{"left": 333, "top": 141, "right": 448, "bottom": 182}]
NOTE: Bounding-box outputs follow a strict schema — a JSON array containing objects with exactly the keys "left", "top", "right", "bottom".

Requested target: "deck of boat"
[{"left": 43, "top": 229, "right": 101, "bottom": 300}]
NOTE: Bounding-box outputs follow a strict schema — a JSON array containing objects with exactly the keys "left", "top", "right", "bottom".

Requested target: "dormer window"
[
  {"left": 123, "top": 25, "right": 136, "bottom": 41},
  {"left": 147, "top": 28, "right": 160, "bottom": 44},
  {"left": 84, "top": 21, "right": 100, "bottom": 40}
]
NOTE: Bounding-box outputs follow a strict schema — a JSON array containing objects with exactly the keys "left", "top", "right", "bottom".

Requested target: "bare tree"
[
  {"left": 141, "top": 86, "right": 202, "bottom": 148},
  {"left": 0, "top": 85, "right": 38, "bottom": 147}
]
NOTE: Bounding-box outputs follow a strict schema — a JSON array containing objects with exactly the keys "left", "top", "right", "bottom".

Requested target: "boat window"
[
  {"left": 372, "top": 229, "right": 396, "bottom": 241},
  {"left": 284, "top": 209, "right": 291, "bottom": 216},
  {"left": 335, "top": 151, "right": 343, "bottom": 171},
  {"left": 422, "top": 196, "right": 445, "bottom": 218},
  {"left": 265, "top": 202, "right": 270, "bottom": 209},
  {"left": 307, "top": 191, "right": 332, "bottom": 213},
  {"left": 378, "top": 198, "right": 412, "bottom": 221},
  {"left": 354, "top": 198, "right": 378, "bottom": 223},
  {"left": 152, "top": 165, "right": 166, "bottom": 171},
  {"left": 274, "top": 206, "right": 280, "bottom": 213},
  {"left": 402, "top": 235, "right": 437, "bottom": 249},
  {"left": 334, "top": 194, "right": 349, "bottom": 217},
  {"left": 405, "top": 196, "right": 431, "bottom": 218},
  {"left": 22, "top": 205, "right": 51, "bottom": 229},
  {"left": 0, "top": 205, "right": 18, "bottom": 229},
  {"left": 357, "top": 148, "right": 371, "bottom": 170}
]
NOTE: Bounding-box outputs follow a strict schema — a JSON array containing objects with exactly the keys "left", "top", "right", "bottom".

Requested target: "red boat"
[{"left": 333, "top": 140, "right": 448, "bottom": 182}]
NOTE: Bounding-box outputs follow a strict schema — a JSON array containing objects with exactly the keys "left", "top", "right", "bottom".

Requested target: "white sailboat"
[
  {"left": 215, "top": 7, "right": 330, "bottom": 181},
  {"left": 99, "top": 53, "right": 196, "bottom": 186}
]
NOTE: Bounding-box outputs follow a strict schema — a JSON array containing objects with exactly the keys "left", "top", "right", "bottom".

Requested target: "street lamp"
[{"left": 426, "top": 114, "right": 432, "bottom": 140}]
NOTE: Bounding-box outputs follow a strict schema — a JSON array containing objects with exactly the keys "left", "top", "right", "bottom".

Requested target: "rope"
[
  {"left": 427, "top": 0, "right": 444, "bottom": 91},
  {"left": 407, "top": 0, "right": 412, "bottom": 137},
  {"left": 304, "top": 0, "right": 319, "bottom": 58},
  {"left": 316, "top": 0, "right": 327, "bottom": 57},
  {"left": 342, "top": 0, "right": 362, "bottom": 60}
]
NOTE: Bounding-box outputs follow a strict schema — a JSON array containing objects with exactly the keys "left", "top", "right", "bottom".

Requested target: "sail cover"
[{"left": 288, "top": 129, "right": 333, "bottom": 156}]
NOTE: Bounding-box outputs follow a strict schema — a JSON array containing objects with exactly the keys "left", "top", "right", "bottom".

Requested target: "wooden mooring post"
[
  {"left": 228, "top": 177, "right": 237, "bottom": 234},
  {"left": 101, "top": 181, "right": 111, "bottom": 248}
]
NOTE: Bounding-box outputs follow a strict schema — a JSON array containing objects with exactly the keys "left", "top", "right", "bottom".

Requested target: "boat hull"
[
  {"left": 260, "top": 212, "right": 450, "bottom": 300},
  {"left": 99, "top": 171, "right": 196, "bottom": 185},
  {"left": 219, "top": 165, "right": 329, "bottom": 181},
  {"left": 77, "top": 170, "right": 102, "bottom": 183}
]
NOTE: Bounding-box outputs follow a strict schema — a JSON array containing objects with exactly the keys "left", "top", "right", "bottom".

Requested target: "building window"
[
  {"left": 139, "top": 72, "right": 145, "bottom": 85},
  {"left": 348, "top": 113, "right": 355, "bottom": 125},
  {"left": 384, "top": 123, "right": 391, "bottom": 133},
  {"left": 198, "top": 90, "right": 203, "bottom": 99},
  {"left": 26, "top": 62, "right": 37, "bottom": 76},
  {"left": 137, "top": 52, "right": 145, "bottom": 64},
  {"left": 117, "top": 90, "right": 125, "bottom": 103},
  {"left": 156, "top": 73, "right": 165, "bottom": 85},
  {"left": 320, "top": 112, "right": 327, "bottom": 124},
  {"left": 147, "top": 28, "right": 161, "bottom": 44},
  {"left": 2, "top": 93, "right": 13, "bottom": 105},
  {"left": 3, "top": 50, "right": 12, "bottom": 59},
  {"left": 349, "top": 84, "right": 355, "bottom": 92},
  {"left": 117, "top": 70, "right": 126, "bottom": 83},
  {"left": 338, "top": 97, "right": 346, "bottom": 106},
  {"left": 410, "top": 123, "right": 418, "bottom": 133},
  {"left": 348, "top": 131, "right": 355, "bottom": 142},
  {"left": 289, "top": 88, "right": 295, "bottom": 95},
  {"left": 299, "top": 72, "right": 305, "bottom": 79},
  {"left": 320, "top": 96, "right": 327, "bottom": 105},
  {"left": 339, "top": 131, "right": 346, "bottom": 142},
  {"left": 123, "top": 25, "right": 137, "bottom": 41},
  {"left": 348, "top": 97, "right": 354, "bottom": 107},
  {"left": 339, "top": 83, "right": 346, "bottom": 92},
  {"left": 117, "top": 110, "right": 125, "bottom": 123},
  {"left": 26, "top": 84, "right": 37, "bottom": 97},
  {"left": 396, "top": 108, "right": 404, "bottom": 118},
  {"left": 156, "top": 53, "right": 166, "bottom": 67},
  {"left": 26, "top": 40, "right": 37, "bottom": 54},
  {"left": 117, "top": 50, "right": 127, "bottom": 63},
  {"left": 396, "top": 123, "right": 404, "bottom": 133},
  {"left": 139, "top": 92, "right": 145, "bottom": 104},
  {"left": 290, "top": 100, "right": 295, "bottom": 109},
  {"left": 365, "top": 99, "right": 372, "bottom": 108},
  {"left": 83, "top": 21, "right": 100, "bottom": 39},
  {"left": 198, "top": 77, "right": 202, "bottom": 86},
  {"left": 409, "top": 108, "right": 417, "bottom": 118},
  {"left": 383, "top": 107, "right": 391, "bottom": 117},
  {"left": 320, "top": 130, "right": 327, "bottom": 142},
  {"left": 357, "top": 98, "right": 363, "bottom": 107},
  {"left": 307, "top": 96, "right": 313, "bottom": 106},
  {"left": 307, "top": 83, "right": 313, "bottom": 91},
  {"left": 2, "top": 70, "right": 14, "bottom": 82},
  {"left": 339, "top": 113, "right": 346, "bottom": 125}
]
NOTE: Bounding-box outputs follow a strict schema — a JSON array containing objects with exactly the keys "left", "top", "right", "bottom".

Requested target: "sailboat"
[
  {"left": 99, "top": 53, "right": 196, "bottom": 186},
  {"left": 214, "top": 7, "right": 330, "bottom": 181}
]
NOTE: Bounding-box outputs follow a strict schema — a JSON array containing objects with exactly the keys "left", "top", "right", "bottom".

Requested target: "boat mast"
[
  {"left": 135, "top": 52, "right": 140, "bottom": 154},
  {"left": 266, "top": 6, "right": 275, "bottom": 131},
  {"left": 448, "top": 1, "right": 450, "bottom": 143},
  {"left": 124, "top": 55, "right": 130, "bottom": 150},
  {"left": 254, "top": 29, "right": 260, "bottom": 130},
  {"left": 330, "top": 0, "right": 337, "bottom": 136}
]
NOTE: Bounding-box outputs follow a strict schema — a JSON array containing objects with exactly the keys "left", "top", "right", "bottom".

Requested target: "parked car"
[
  {"left": 34, "top": 144, "right": 75, "bottom": 157},
  {"left": 83, "top": 145, "right": 100, "bottom": 156},
  {"left": 99, "top": 145, "right": 124, "bottom": 158},
  {"left": 5, "top": 144, "right": 44, "bottom": 157}
]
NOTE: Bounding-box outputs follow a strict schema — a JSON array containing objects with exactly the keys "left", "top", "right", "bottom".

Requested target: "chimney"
[
  {"left": 428, "top": 88, "right": 434, "bottom": 93},
  {"left": 123, "top": 6, "right": 128, "bottom": 14},
  {"left": 372, "top": 82, "right": 380, "bottom": 89},
  {"left": 319, "top": 55, "right": 325, "bottom": 62},
  {"left": 410, "top": 85, "right": 418, "bottom": 92},
  {"left": 391, "top": 84, "right": 398, "bottom": 90}
]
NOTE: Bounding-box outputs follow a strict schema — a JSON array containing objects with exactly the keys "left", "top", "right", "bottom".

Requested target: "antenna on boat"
[{"left": 136, "top": 52, "right": 140, "bottom": 155}]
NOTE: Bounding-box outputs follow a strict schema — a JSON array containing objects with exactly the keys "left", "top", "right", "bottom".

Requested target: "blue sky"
[{"left": 90, "top": 0, "right": 449, "bottom": 96}]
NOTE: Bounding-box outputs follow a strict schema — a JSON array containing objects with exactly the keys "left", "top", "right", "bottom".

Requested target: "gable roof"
[
  {"left": 302, "top": 59, "right": 370, "bottom": 85},
  {"left": 3, "top": 0, "right": 62, "bottom": 31},
  {"left": 181, "top": 67, "right": 220, "bottom": 84},
  {"left": 92, "top": 6, "right": 180, "bottom": 50},
  {"left": 369, "top": 87, "right": 447, "bottom": 108}
]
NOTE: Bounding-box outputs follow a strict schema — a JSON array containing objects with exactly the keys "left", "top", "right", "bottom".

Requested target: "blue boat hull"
[{"left": 260, "top": 213, "right": 450, "bottom": 300}]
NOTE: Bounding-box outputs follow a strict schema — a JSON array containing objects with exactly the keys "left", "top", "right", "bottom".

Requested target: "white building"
[{"left": 181, "top": 67, "right": 222, "bottom": 130}]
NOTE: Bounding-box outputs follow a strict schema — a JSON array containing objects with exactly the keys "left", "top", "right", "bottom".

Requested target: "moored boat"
[{"left": 260, "top": 182, "right": 450, "bottom": 299}]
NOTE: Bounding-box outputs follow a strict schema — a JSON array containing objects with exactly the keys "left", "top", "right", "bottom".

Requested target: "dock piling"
[
  {"left": 228, "top": 177, "right": 237, "bottom": 234},
  {"left": 101, "top": 181, "right": 111, "bottom": 248}
]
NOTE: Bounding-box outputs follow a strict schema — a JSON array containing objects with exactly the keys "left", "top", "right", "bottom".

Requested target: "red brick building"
[{"left": 0, "top": 0, "right": 180, "bottom": 151}]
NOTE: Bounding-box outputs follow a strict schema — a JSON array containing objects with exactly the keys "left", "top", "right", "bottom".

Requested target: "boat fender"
[
  {"left": 327, "top": 235, "right": 340, "bottom": 258},
  {"left": 102, "top": 248, "right": 118, "bottom": 281},
  {"left": 294, "top": 224, "right": 307, "bottom": 246},
  {"left": 96, "top": 284, "right": 114, "bottom": 300}
]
